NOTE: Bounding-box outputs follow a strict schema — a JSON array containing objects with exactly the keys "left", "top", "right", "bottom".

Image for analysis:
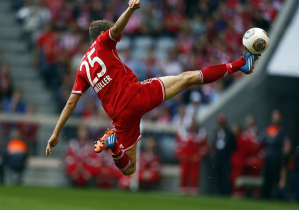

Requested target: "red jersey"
[
  {"left": 139, "top": 151, "right": 161, "bottom": 183},
  {"left": 176, "top": 128, "right": 208, "bottom": 162},
  {"left": 72, "top": 29, "right": 141, "bottom": 119}
]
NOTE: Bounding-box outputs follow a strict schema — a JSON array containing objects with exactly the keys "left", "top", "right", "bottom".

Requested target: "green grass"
[{"left": 0, "top": 186, "right": 298, "bottom": 210}]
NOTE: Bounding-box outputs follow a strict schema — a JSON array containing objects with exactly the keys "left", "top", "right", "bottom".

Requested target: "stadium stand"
[
  {"left": 2, "top": 0, "right": 299, "bottom": 199},
  {"left": 8, "top": 0, "right": 283, "bottom": 122},
  {"left": 199, "top": 0, "right": 299, "bottom": 194}
]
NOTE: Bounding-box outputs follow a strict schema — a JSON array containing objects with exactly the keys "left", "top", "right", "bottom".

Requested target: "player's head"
[{"left": 89, "top": 19, "right": 114, "bottom": 42}]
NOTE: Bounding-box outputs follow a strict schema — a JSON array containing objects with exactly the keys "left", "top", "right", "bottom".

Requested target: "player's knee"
[{"left": 122, "top": 162, "right": 136, "bottom": 175}]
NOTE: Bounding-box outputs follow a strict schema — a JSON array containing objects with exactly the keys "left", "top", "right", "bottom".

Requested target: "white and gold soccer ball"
[{"left": 242, "top": 28, "right": 270, "bottom": 54}]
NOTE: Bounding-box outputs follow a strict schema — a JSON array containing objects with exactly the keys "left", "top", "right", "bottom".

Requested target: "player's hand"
[
  {"left": 46, "top": 134, "right": 59, "bottom": 156},
  {"left": 128, "top": 0, "right": 140, "bottom": 10}
]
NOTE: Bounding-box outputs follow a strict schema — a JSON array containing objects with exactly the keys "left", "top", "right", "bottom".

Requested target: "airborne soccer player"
[{"left": 46, "top": 0, "right": 259, "bottom": 175}]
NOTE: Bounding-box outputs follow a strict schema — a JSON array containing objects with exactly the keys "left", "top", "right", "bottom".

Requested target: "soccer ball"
[{"left": 242, "top": 28, "right": 270, "bottom": 54}]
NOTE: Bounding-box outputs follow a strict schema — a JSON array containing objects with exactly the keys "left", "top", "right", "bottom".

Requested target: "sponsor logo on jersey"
[{"left": 94, "top": 75, "right": 112, "bottom": 93}]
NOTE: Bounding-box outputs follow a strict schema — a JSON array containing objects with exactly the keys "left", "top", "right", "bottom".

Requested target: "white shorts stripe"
[
  {"left": 122, "top": 135, "right": 142, "bottom": 152},
  {"left": 157, "top": 78, "right": 166, "bottom": 102}
]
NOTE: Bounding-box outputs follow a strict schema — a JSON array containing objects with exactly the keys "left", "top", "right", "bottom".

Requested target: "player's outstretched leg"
[{"left": 159, "top": 52, "right": 258, "bottom": 100}]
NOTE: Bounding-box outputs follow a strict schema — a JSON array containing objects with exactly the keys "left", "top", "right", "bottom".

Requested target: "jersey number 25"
[{"left": 80, "top": 47, "right": 106, "bottom": 87}]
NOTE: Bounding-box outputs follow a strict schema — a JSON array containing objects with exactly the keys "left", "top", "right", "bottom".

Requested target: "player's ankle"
[
  {"left": 112, "top": 150, "right": 132, "bottom": 173},
  {"left": 230, "top": 58, "right": 246, "bottom": 73}
]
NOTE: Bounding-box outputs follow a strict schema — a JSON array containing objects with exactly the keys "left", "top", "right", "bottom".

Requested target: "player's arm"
[
  {"left": 46, "top": 94, "right": 81, "bottom": 156},
  {"left": 110, "top": 0, "right": 141, "bottom": 38}
]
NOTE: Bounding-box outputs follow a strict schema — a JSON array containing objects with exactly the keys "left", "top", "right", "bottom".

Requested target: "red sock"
[
  {"left": 199, "top": 58, "right": 245, "bottom": 84},
  {"left": 112, "top": 150, "right": 131, "bottom": 172},
  {"left": 111, "top": 140, "right": 120, "bottom": 154},
  {"left": 231, "top": 58, "right": 246, "bottom": 72}
]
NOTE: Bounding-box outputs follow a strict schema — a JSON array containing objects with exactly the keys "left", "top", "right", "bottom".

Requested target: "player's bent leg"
[
  {"left": 94, "top": 128, "right": 136, "bottom": 175},
  {"left": 122, "top": 144, "right": 137, "bottom": 175}
]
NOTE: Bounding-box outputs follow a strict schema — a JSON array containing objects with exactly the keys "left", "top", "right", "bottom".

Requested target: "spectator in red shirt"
[
  {"left": 165, "top": 6, "right": 185, "bottom": 35},
  {"left": 243, "top": 114, "right": 264, "bottom": 198},
  {"left": 92, "top": 150, "right": 120, "bottom": 189},
  {"left": 243, "top": 115, "right": 264, "bottom": 168},
  {"left": 230, "top": 122, "right": 249, "bottom": 198},
  {"left": 230, "top": 116, "right": 264, "bottom": 198},
  {"left": 64, "top": 125, "right": 93, "bottom": 187},
  {"left": 139, "top": 137, "right": 161, "bottom": 190},
  {"left": 36, "top": 23, "right": 60, "bottom": 88},
  {"left": 16, "top": 104, "right": 39, "bottom": 155},
  {"left": 176, "top": 119, "right": 207, "bottom": 195}
]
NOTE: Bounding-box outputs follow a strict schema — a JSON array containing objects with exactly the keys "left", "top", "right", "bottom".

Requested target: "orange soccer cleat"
[{"left": 94, "top": 128, "right": 117, "bottom": 153}]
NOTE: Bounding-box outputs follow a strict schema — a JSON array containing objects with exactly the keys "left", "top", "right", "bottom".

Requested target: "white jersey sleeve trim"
[
  {"left": 71, "top": 90, "right": 83, "bottom": 95},
  {"left": 109, "top": 29, "right": 117, "bottom": 42}
]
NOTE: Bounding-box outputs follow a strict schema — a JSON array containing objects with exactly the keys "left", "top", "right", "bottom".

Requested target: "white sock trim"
[
  {"left": 120, "top": 160, "right": 132, "bottom": 172},
  {"left": 113, "top": 150, "right": 124, "bottom": 160}
]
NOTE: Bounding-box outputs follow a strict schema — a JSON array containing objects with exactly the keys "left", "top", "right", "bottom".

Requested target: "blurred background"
[{"left": 0, "top": 0, "right": 299, "bottom": 205}]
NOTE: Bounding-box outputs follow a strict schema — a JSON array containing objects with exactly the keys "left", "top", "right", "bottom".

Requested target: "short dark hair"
[{"left": 89, "top": 19, "right": 114, "bottom": 42}]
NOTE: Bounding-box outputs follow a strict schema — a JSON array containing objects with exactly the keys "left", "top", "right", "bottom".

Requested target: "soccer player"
[{"left": 46, "top": 0, "right": 259, "bottom": 175}]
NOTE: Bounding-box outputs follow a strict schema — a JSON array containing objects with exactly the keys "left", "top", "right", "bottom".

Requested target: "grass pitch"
[{"left": 0, "top": 186, "right": 298, "bottom": 210}]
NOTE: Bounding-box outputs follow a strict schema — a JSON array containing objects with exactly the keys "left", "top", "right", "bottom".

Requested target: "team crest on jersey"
[{"left": 253, "top": 38, "right": 266, "bottom": 52}]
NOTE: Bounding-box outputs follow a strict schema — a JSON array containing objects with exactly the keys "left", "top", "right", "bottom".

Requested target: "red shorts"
[{"left": 112, "top": 78, "right": 165, "bottom": 152}]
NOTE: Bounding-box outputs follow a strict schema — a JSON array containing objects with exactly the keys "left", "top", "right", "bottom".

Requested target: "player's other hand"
[
  {"left": 46, "top": 134, "right": 59, "bottom": 156},
  {"left": 128, "top": 0, "right": 140, "bottom": 10}
]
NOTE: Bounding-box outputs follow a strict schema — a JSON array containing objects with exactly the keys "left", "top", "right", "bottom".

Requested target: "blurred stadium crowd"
[
  {"left": 1, "top": 0, "right": 299, "bottom": 202},
  {"left": 2, "top": 0, "right": 282, "bottom": 121},
  {"left": 2, "top": 107, "right": 299, "bottom": 201}
]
